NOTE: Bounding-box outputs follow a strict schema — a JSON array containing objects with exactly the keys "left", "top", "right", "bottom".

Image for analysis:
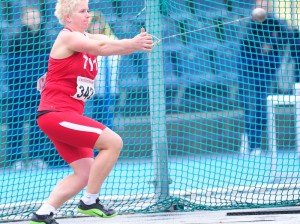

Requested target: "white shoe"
[
  {"left": 11, "top": 161, "right": 26, "bottom": 171},
  {"left": 240, "top": 132, "right": 249, "bottom": 154}
]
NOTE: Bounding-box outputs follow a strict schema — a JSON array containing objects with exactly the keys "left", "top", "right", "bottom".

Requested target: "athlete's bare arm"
[{"left": 50, "top": 28, "right": 152, "bottom": 59}]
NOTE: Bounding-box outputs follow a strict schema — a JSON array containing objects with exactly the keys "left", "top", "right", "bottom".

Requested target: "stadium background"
[{"left": 1, "top": 0, "right": 300, "bottom": 222}]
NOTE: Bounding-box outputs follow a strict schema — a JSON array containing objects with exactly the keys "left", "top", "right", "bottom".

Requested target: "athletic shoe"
[
  {"left": 29, "top": 212, "right": 59, "bottom": 224},
  {"left": 77, "top": 198, "right": 117, "bottom": 218}
]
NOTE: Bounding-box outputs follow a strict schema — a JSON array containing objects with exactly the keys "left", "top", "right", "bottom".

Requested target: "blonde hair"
[{"left": 54, "top": 0, "right": 88, "bottom": 25}]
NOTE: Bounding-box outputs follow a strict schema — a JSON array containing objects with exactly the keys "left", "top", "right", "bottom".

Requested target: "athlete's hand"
[{"left": 132, "top": 27, "right": 153, "bottom": 52}]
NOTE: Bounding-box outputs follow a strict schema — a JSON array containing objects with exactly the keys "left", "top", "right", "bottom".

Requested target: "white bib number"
[{"left": 73, "top": 76, "right": 95, "bottom": 102}]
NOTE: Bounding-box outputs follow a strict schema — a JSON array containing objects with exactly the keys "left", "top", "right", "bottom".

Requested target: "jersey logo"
[{"left": 83, "top": 55, "right": 98, "bottom": 71}]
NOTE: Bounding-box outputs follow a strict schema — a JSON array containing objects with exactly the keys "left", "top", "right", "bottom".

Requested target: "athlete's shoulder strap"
[
  {"left": 61, "top": 28, "right": 89, "bottom": 38},
  {"left": 62, "top": 27, "right": 72, "bottom": 32}
]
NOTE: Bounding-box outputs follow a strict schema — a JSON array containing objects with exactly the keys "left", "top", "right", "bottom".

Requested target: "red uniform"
[{"left": 37, "top": 29, "right": 106, "bottom": 164}]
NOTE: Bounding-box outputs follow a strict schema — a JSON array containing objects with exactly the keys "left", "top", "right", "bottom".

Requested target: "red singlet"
[
  {"left": 38, "top": 30, "right": 98, "bottom": 114},
  {"left": 37, "top": 29, "right": 106, "bottom": 164}
]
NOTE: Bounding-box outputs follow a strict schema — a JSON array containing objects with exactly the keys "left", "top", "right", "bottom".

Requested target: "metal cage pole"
[{"left": 145, "top": 0, "right": 170, "bottom": 201}]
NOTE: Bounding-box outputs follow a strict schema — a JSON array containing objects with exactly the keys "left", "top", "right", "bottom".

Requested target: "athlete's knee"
[
  {"left": 71, "top": 159, "right": 93, "bottom": 187},
  {"left": 82, "top": 175, "right": 90, "bottom": 187},
  {"left": 76, "top": 174, "right": 89, "bottom": 188},
  {"left": 104, "top": 132, "right": 123, "bottom": 154},
  {"left": 113, "top": 133, "right": 123, "bottom": 152},
  {"left": 94, "top": 128, "right": 123, "bottom": 152}
]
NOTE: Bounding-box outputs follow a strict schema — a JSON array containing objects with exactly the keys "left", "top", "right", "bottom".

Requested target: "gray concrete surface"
[{"left": 3, "top": 207, "right": 300, "bottom": 224}]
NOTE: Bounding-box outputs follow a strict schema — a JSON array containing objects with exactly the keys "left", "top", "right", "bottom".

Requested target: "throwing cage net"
[{"left": 1, "top": 0, "right": 300, "bottom": 221}]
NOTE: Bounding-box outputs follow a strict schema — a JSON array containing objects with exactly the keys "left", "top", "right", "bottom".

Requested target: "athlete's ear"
[{"left": 65, "top": 14, "right": 71, "bottom": 23}]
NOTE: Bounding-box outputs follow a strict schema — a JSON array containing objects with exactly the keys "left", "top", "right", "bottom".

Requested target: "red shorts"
[{"left": 37, "top": 111, "right": 106, "bottom": 164}]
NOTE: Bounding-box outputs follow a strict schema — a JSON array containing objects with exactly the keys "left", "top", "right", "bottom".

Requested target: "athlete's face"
[{"left": 69, "top": 2, "right": 90, "bottom": 32}]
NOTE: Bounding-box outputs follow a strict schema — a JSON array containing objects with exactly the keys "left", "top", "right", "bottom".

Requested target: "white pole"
[
  {"left": 267, "top": 95, "right": 277, "bottom": 179},
  {"left": 295, "top": 84, "right": 300, "bottom": 155},
  {"left": 145, "top": 0, "right": 170, "bottom": 200}
]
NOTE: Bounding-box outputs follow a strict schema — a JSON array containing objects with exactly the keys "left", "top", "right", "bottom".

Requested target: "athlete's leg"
[
  {"left": 77, "top": 127, "right": 122, "bottom": 218},
  {"left": 32, "top": 112, "right": 101, "bottom": 218},
  {"left": 30, "top": 158, "right": 94, "bottom": 223},
  {"left": 86, "top": 127, "right": 123, "bottom": 194},
  {"left": 32, "top": 111, "right": 121, "bottom": 220},
  {"left": 46, "top": 158, "right": 93, "bottom": 209}
]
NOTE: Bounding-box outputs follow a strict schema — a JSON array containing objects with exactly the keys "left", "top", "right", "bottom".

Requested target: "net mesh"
[{"left": 1, "top": 0, "right": 300, "bottom": 222}]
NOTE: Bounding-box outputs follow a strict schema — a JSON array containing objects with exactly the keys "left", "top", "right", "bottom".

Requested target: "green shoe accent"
[{"left": 77, "top": 208, "right": 118, "bottom": 218}]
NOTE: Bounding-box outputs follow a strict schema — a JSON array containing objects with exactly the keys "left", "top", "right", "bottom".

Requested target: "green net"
[{"left": 1, "top": 0, "right": 300, "bottom": 222}]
